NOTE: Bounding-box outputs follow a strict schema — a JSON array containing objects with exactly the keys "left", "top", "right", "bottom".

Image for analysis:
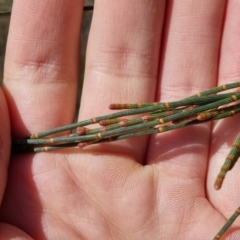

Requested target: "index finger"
[{"left": 3, "top": 0, "right": 83, "bottom": 137}]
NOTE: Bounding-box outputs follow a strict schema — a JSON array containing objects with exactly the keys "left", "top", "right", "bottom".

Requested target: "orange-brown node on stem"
[
  {"left": 197, "top": 111, "right": 217, "bottom": 121},
  {"left": 91, "top": 117, "right": 98, "bottom": 123},
  {"left": 221, "top": 84, "right": 227, "bottom": 90},
  {"left": 141, "top": 115, "right": 150, "bottom": 122},
  {"left": 96, "top": 133, "right": 102, "bottom": 140},
  {"left": 213, "top": 233, "right": 221, "bottom": 240},
  {"left": 99, "top": 118, "right": 117, "bottom": 126},
  {"left": 76, "top": 127, "right": 87, "bottom": 135},
  {"left": 230, "top": 110, "right": 236, "bottom": 116},
  {"left": 214, "top": 166, "right": 229, "bottom": 190},
  {"left": 231, "top": 95, "right": 238, "bottom": 101},
  {"left": 163, "top": 102, "right": 170, "bottom": 110},
  {"left": 233, "top": 142, "right": 240, "bottom": 148},
  {"left": 119, "top": 119, "right": 129, "bottom": 127},
  {"left": 226, "top": 154, "right": 235, "bottom": 164},
  {"left": 236, "top": 208, "right": 240, "bottom": 215},
  {"left": 158, "top": 118, "right": 165, "bottom": 124},
  {"left": 40, "top": 147, "right": 50, "bottom": 152},
  {"left": 109, "top": 104, "right": 126, "bottom": 109},
  {"left": 31, "top": 133, "right": 39, "bottom": 139},
  {"left": 99, "top": 119, "right": 122, "bottom": 126},
  {"left": 158, "top": 126, "right": 165, "bottom": 133}
]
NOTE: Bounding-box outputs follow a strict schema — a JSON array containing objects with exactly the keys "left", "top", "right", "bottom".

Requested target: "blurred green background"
[{"left": 0, "top": 0, "right": 94, "bottom": 93}]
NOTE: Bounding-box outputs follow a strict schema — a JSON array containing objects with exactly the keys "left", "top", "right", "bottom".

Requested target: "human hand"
[{"left": 0, "top": 0, "right": 240, "bottom": 239}]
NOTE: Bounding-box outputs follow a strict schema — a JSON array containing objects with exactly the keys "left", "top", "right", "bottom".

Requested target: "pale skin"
[{"left": 0, "top": 0, "right": 240, "bottom": 239}]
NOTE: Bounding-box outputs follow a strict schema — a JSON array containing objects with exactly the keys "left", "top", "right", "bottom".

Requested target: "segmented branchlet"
[{"left": 11, "top": 81, "right": 240, "bottom": 239}]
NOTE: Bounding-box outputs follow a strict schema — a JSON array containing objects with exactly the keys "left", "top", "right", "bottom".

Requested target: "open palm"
[{"left": 0, "top": 1, "right": 240, "bottom": 239}]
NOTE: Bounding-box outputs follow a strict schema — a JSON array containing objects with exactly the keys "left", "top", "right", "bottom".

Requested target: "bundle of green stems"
[{"left": 12, "top": 82, "right": 240, "bottom": 239}]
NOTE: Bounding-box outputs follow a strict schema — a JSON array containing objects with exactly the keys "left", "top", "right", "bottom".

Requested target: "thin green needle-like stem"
[
  {"left": 30, "top": 91, "right": 239, "bottom": 139},
  {"left": 214, "top": 133, "right": 240, "bottom": 190},
  {"left": 213, "top": 206, "right": 240, "bottom": 240},
  {"left": 20, "top": 120, "right": 162, "bottom": 145},
  {"left": 157, "top": 93, "right": 240, "bottom": 123},
  {"left": 22, "top": 103, "right": 240, "bottom": 152},
  {"left": 19, "top": 94, "right": 240, "bottom": 146},
  {"left": 33, "top": 143, "right": 79, "bottom": 153},
  {"left": 115, "top": 104, "right": 240, "bottom": 141},
  {"left": 187, "top": 82, "right": 240, "bottom": 98},
  {"left": 109, "top": 92, "right": 237, "bottom": 109},
  {"left": 29, "top": 105, "right": 168, "bottom": 139},
  {"left": 75, "top": 109, "right": 184, "bottom": 136}
]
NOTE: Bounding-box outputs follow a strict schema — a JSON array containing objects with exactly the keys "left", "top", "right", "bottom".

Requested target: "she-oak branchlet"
[{"left": 11, "top": 82, "right": 240, "bottom": 240}]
